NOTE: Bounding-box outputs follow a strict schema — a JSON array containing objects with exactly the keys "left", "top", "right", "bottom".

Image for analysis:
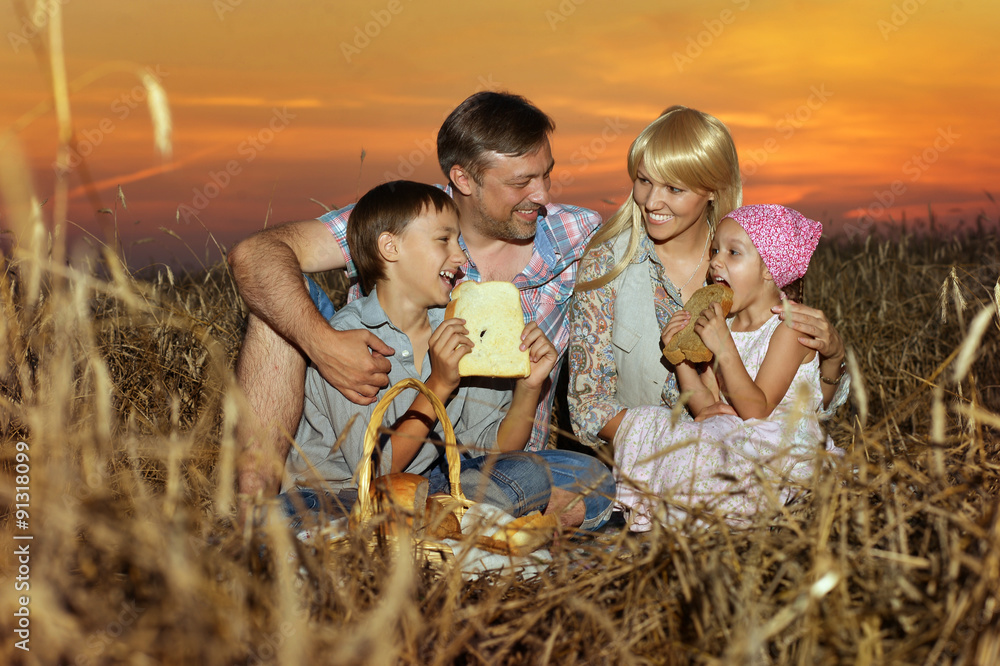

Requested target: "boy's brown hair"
[{"left": 347, "top": 180, "right": 458, "bottom": 294}]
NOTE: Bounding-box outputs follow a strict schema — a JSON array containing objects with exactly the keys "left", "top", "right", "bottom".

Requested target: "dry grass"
[
  {"left": 6, "top": 9, "right": 997, "bottom": 662},
  {"left": 0, "top": 222, "right": 998, "bottom": 665}
]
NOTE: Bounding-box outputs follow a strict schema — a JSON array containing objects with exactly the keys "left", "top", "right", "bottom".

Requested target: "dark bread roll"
[
  {"left": 373, "top": 472, "right": 429, "bottom": 532},
  {"left": 663, "top": 284, "right": 734, "bottom": 364}
]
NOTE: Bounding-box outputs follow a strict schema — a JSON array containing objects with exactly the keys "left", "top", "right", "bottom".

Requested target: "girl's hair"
[
  {"left": 782, "top": 278, "right": 804, "bottom": 303},
  {"left": 575, "top": 105, "right": 742, "bottom": 293}
]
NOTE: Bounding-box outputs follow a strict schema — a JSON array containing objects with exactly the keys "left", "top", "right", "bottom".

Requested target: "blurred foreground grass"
[{"left": 0, "top": 227, "right": 999, "bottom": 665}]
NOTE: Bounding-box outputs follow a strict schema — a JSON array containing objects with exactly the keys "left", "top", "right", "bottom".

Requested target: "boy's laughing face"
[{"left": 393, "top": 206, "right": 467, "bottom": 307}]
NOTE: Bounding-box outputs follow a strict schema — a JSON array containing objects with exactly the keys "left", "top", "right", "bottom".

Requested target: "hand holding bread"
[
  {"left": 427, "top": 318, "right": 473, "bottom": 394},
  {"left": 445, "top": 281, "right": 530, "bottom": 378},
  {"left": 663, "top": 284, "right": 734, "bottom": 364},
  {"left": 517, "top": 321, "right": 557, "bottom": 390},
  {"left": 661, "top": 309, "right": 693, "bottom": 350},
  {"left": 691, "top": 301, "right": 734, "bottom": 360}
]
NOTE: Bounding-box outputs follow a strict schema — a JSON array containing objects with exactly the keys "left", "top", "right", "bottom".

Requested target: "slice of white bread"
[{"left": 445, "top": 281, "right": 530, "bottom": 378}]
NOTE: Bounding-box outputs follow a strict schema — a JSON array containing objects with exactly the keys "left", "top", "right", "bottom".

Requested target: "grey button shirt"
[{"left": 283, "top": 289, "right": 515, "bottom": 492}]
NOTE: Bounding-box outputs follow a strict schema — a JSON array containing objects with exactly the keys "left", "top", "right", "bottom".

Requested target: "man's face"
[{"left": 466, "top": 140, "right": 554, "bottom": 240}]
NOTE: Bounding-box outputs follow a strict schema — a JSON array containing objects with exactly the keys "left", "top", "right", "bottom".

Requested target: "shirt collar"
[
  {"left": 356, "top": 286, "right": 447, "bottom": 330},
  {"left": 634, "top": 233, "right": 664, "bottom": 268},
  {"left": 356, "top": 287, "right": 391, "bottom": 329}
]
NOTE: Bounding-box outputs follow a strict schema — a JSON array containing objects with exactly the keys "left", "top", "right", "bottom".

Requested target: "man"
[{"left": 229, "top": 92, "right": 604, "bottom": 525}]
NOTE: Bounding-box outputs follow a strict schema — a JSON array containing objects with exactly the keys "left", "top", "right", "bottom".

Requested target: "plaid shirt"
[{"left": 319, "top": 185, "right": 601, "bottom": 451}]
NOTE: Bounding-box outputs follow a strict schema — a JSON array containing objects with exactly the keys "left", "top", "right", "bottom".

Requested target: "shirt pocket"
[
  {"left": 535, "top": 275, "right": 576, "bottom": 307},
  {"left": 611, "top": 321, "right": 642, "bottom": 354}
]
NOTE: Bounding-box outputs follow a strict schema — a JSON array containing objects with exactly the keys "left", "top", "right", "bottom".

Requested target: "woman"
[{"left": 568, "top": 106, "right": 849, "bottom": 449}]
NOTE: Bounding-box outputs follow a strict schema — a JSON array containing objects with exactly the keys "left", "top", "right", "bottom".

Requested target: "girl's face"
[
  {"left": 708, "top": 217, "right": 774, "bottom": 313},
  {"left": 632, "top": 159, "right": 714, "bottom": 245}
]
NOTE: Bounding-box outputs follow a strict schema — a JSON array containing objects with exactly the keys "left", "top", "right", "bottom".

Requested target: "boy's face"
[{"left": 393, "top": 206, "right": 466, "bottom": 307}]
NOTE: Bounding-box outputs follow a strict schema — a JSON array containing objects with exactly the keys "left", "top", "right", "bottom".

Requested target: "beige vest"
[{"left": 608, "top": 232, "right": 674, "bottom": 408}]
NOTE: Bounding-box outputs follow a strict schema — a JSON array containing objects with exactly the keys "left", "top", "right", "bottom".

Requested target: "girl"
[
  {"left": 614, "top": 205, "right": 838, "bottom": 530},
  {"left": 567, "top": 106, "right": 850, "bottom": 451}
]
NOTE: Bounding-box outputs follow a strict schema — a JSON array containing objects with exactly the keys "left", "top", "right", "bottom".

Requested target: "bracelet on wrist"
[
  {"left": 396, "top": 410, "right": 436, "bottom": 430},
  {"left": 820, "top": 359, "right": 847, "bottom": 385}
]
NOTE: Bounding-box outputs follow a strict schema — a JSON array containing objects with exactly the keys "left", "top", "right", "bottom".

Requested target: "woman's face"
[{"left": 632, "top": 159, "right": 714, "bottom": 245}]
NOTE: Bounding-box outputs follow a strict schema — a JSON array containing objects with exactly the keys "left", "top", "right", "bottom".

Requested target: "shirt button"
[{"left": 401, "top": 350, "right": 410, "bottom": 357}]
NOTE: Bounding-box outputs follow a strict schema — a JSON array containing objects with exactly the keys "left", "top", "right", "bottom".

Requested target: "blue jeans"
[
  {"left": 281, "top": 450, "right": 613, "bottom": 530},
  {"left": 298, "top": 278, "right": 614, "bottom": 530},
  {"left": 281, "top": 452, "right": 547, "bottom": 528},
  {"left": 433, "top": 451, "right": 614, "bottom": 529},
  {"left": 536, "top": 450, "right": 615, "bottom": 531}
]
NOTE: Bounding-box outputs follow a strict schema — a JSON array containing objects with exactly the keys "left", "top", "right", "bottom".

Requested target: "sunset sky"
[{"left": 2, "top": 0, "right": 998, "bottom": 270}]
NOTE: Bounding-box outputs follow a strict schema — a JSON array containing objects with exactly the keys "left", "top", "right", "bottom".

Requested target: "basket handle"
[{"left": 352, "top": 378, "right": 465, "bottom": 526}]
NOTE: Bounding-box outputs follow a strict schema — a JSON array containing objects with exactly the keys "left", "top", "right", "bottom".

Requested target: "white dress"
[{"left": 614, "top": 314, "right": 836, "bottom": 530}]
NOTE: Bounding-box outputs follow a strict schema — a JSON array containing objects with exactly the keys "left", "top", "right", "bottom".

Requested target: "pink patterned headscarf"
[{"left": 723, "top": 205, "right": 822, "bottom": 288}]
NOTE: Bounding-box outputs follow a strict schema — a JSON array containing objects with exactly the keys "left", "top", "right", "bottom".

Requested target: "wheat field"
[
  {"left": 0, "top": 217, "right": 998, "bottom": 664},
  {"left": 3, "top": 15, "right": 999, "bottom": 658}
]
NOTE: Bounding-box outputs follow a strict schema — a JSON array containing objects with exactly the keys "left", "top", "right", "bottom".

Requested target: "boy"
[
  {"left": 233, "top": 93, "right": 601, "bottom": 511},
  {"left": 283, "top": 181, "right": 613, "bottom": 528}
]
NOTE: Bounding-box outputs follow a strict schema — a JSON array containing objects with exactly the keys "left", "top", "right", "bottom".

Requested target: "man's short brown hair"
[
  {"left": 347, "top": 181, "right": 458, "bottom": 294},
  {"left": 437, "top": 91, "right": 555, "bottom": 186}
]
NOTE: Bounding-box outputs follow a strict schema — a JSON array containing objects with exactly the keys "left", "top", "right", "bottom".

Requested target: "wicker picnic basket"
[{"left": 345, "top": 377, "right": 557, "bottom": 561}]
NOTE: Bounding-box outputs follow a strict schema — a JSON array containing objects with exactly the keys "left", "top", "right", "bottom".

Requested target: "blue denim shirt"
[{"left": 284, "top": 288, "right": 516, "bottom": 492}]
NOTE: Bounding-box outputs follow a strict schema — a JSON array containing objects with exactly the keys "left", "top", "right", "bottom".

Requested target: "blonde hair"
[{"left": 576, "top": 105, "right": 742, "bottom": 292}]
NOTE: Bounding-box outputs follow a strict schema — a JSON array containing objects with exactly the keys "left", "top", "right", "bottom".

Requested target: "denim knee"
[
  {"left": 279, "top": 487, "right": 356, "bottom": 529},
  {"left": 536, "top": 450, "right": 615, "bottom": 530},
  {"left": 427, "top": 453, "right": 551, "bottom": 517}
]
